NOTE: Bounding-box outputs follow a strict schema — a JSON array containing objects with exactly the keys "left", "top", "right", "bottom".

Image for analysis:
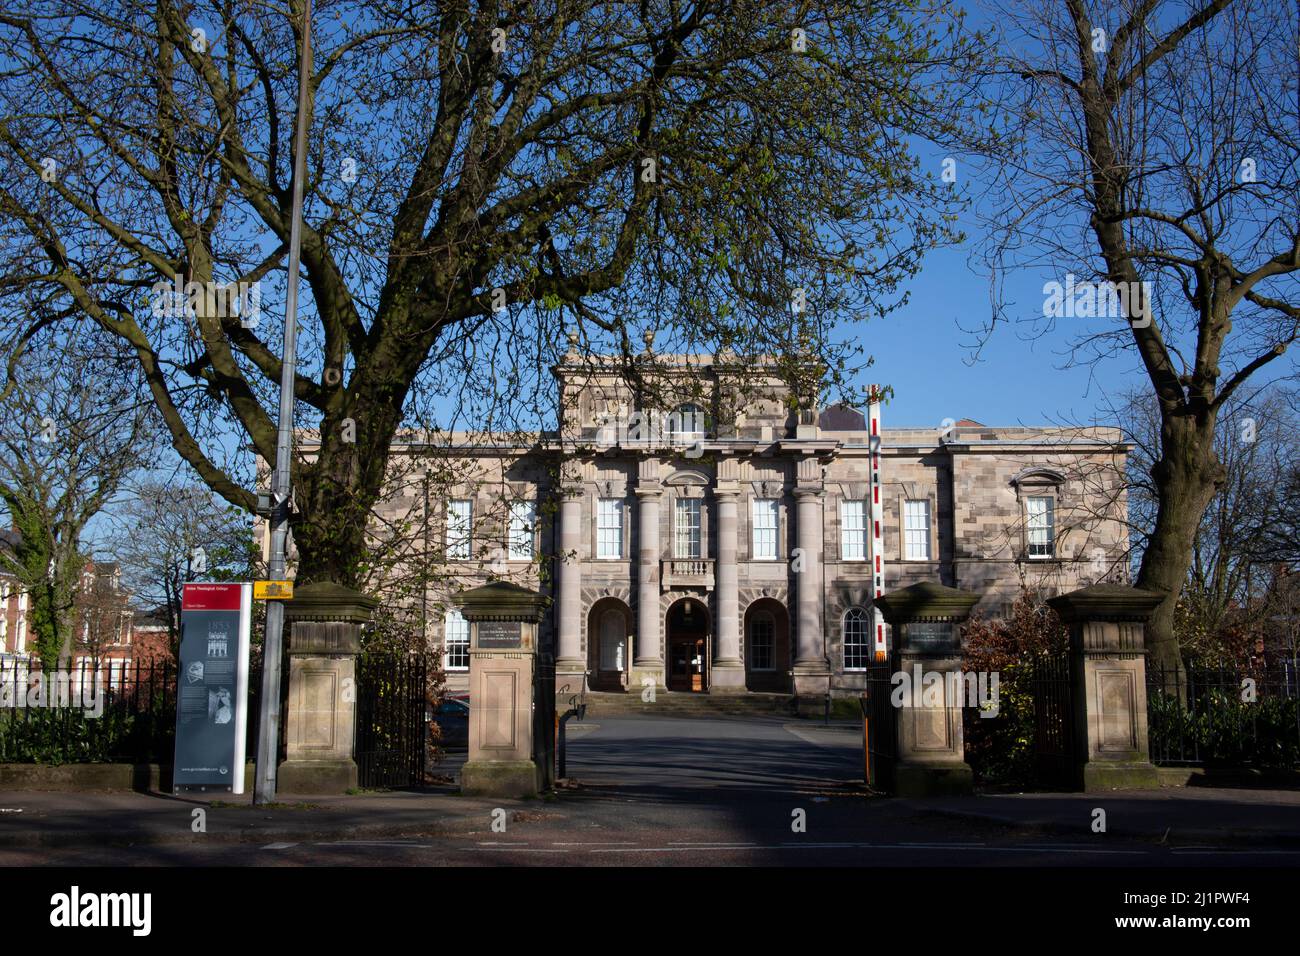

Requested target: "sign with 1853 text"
[{"left": 173, "top": 583, "right": 252, "bottom": 794}]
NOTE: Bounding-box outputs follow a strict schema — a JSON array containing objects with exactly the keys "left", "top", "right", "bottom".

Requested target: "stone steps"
[{"left": 576, "top": 691, "right": 796, "bottom": 718}]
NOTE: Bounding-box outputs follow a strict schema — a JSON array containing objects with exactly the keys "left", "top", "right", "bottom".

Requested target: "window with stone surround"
[
  {"left": 507, "top": 500, "right": 535, "bottom": 560},
  {"left": 446, "top": 499, "right": 472, "bottom": 559},
  {"left": 443, "top": 610, "right": 469, "bottom": 671},
  {"left": 748, "top": 612, "right": 775, "bottom": 670},
  {"left": 752, "top": 498, "right": 778, "bottom": 560},
  {"left": 840, "top": 499, "right": 868, "bottom": 560},
  {"left": 597, "top": 498, "right": 624, "bottom": 559},
  {"left": 903, "top": 498, "right": 931, "bottom": 560},
  {"left": 843, "top": 606, "right": 871, "bottom": 670},
  {"left": 667, "top": 403, "right": 707, "bottom": 442},
  {"left": 674, "top": 497, "right": 702, "bottom": 558},
  {"left": 1026, "top": 495, "right": 1055, "bottom": 558}
]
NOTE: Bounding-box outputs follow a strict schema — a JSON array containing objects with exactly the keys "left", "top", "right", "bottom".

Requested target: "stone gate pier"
[
  {"left": 1047, "top": 584, "right": 1164, "bottom": 792},
  {"left": 278, "top": 582, "right": 376, "bottom": 794},
  {"left": 456, "top": 581, "right": 549, "bottom": 798},
  {"left": 872, "top": 581, "right": 980, "bottom": 797}
]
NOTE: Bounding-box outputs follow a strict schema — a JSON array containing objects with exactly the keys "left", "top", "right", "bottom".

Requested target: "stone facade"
[{"left": 366, "top": 347, "right": 1131, "bottom": 700}]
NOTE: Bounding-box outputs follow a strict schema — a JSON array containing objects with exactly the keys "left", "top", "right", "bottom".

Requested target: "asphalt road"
[{"left": 6, "top": 716, "right": 1298, "bottom": 866}]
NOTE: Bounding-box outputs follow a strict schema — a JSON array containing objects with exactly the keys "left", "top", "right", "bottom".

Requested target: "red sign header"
[{"left": 182, "top": 583, "right": 244, "bottom": 611}]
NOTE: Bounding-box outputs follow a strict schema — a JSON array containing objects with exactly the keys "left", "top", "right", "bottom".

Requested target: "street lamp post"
[{"left": 254, "top": 0, "right": 313, "bottom": 806}]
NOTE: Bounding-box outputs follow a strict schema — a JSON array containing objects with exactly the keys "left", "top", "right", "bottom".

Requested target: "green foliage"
[
  {"left": 0, "top": 690, "right": 175, "bottom": 765},
  {"left": 1148, "top": 688, "right": 1300, "bottom": 771},
  {"left": 962, "top": 661, "right": 1037, "bottom": 787},
  {"left": 961, "top": 589, "right": 1069, "bottom": 789}
]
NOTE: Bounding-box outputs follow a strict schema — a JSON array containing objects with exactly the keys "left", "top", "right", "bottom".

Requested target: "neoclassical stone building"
[{"left": 374, "top": 341, "right": 1130, "bottom": 701}]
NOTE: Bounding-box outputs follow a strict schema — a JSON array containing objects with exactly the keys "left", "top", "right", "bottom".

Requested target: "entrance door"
[
  {"left": 668, "top": 638, "right": 706, "bottom": 692},
  {"left": 665, "top": 598, "right": 709, "bottom": 693}
]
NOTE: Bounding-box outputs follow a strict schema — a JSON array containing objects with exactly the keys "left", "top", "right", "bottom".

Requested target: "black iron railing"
[
  {"left": 1028, "top": 650, "right": 1075, "bottom": 787},
  {"left": 355, "top": 651, "right": 430, "bottom": 789},
  {"left": 0, "top": 658, "right": 268, "bottom": 765},
  {"left": 1147, "top": 662, "right": 1300, "bottom": 769}
]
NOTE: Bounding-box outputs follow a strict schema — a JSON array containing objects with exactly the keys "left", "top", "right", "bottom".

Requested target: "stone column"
[
  {"left": 1047, "top": 584, "right": 1164, "bottom": 792},
  {"left": 791, "top": 484, "right": 830, "bottom": 706},
  {"left": 874, "top": 581, "right": 980, "bottom": 797},
  {"left": 278, "top": 582, "right": 377, "bottom": 794},
  {"left": 712, "top": 486, "right": 745, "bottom": 690},
  {"left": 632, "top": 479, "right": 664, "bottom": 689},
  {"left": 554, "top": 486, "right": 585, "bottom": 690}
]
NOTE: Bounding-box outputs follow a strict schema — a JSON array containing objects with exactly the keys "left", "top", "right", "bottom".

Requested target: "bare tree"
[
  {"left": 1115, "top": 384, "right": 1298, "bottom": 660},
  {"left": 0, "top": 332, "right": 155, "bottom": 669},
  {"left": 74, "top": 563, "right": 133, "bottom": 671},
  {"left": 0, "top": 0, "right": 987, "bottom": 591},
  {"left": 108, "top": 481, "right": 259, "bottom": 657},
  {"left": 977, "top": 0, "right": 1300, "bottom": 672}
]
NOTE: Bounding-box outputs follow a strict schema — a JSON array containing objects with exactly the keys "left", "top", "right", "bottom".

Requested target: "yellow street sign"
[{"left": 254, "top": 580, "right": 294, "bottom": 601}]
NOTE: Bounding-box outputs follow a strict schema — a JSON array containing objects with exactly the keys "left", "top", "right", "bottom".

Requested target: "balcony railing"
[{"left": 662, "top": 558, "right": 715, "bottom": 591}]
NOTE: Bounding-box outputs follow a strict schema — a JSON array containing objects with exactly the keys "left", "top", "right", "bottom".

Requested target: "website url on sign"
[{"left": 1114, "top": 916, "right": 1250, "bottom": 930}]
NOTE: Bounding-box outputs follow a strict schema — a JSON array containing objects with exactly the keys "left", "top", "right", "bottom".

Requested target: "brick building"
[{"left": 0, "top": 553, "right": 169, "bottom": 678}]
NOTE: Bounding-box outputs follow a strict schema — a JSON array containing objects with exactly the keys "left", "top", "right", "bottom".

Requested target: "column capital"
[
  {"left": 792, "top": 486, "right": 825, "bottom": 499},
  {"left": 634, "top": 485, "right": 663, "bottom": 498},
  {"left": 712, "top": 483, "right": 741, "bottom": 500}
]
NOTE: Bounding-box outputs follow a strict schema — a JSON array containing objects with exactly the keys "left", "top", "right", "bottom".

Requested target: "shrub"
[{"left": 961, "top": 589, "right": 1068, "bottom": 789}]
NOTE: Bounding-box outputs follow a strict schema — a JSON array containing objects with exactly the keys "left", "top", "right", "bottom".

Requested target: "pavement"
[
  {"left": 914, "top": 786, "right": 1300, "bottom": 848},
  {"left": 2, "top": 714, "right": 1299, "bottom": 860},
  {"left": 0, "top": 785, "right": 548, "bottom": 849}
]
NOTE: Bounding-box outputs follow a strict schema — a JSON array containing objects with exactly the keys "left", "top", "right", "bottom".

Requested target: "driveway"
[{"left": 562, "top": 714, "right": 864, "bottom": 800}]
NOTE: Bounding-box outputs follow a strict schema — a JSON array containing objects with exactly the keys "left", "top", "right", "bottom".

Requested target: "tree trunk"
[
  {"left": 289, "top": 362, "right": 413, "bottom": 590},
  {"left": 1136, "top": 413, "right": 1224, "bottom": 679}
]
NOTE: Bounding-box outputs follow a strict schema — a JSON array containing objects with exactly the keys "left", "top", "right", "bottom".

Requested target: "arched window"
[
  {"left": 843, "top": 607, "right": 871, "bottom": 671},
  {"left": 667, "top": 403, "right": 706, "bottom": 441}
]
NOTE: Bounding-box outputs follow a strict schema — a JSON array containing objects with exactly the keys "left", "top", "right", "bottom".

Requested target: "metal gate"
[
  {"left": 355, "top": 651, "right": 429, "bottom": 789},
  {"left": 534, "top": 651, "right": 556, "bottom": 790},
  {"left": 1029, "top": 650, "right": 1075, "bottom": 789},
  {"left": 863, "top": 661, "right": 896, "bottom": 787}
]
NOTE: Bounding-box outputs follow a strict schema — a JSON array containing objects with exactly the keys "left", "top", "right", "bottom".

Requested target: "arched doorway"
[
  {"left": 665, "top": 597, "right": 709, "bottom": 692},
  {"left": 587, "top": 598, "right": 632, "bottom": 692},
  {"left": 744, "top": 599, "right": 791, "bottom": 692}
]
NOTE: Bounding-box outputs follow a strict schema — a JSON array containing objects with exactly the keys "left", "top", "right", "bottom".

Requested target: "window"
[
  {"left": 446, "top": 499, "right": 472, "bottom": 560},
  {"left": 598, "top": 609, "right": 626, "bottom": 672},
  {"left": 674, "top": 498, "right": 702, "bottom": 558},
  {"left": 667, "top": 403, "right": 706, "bottom": 442},
  {"left": 752, "top": 499, "right": 778, "bottom": 560},
  {"left": 443, "top": 610, "right": 469, "bottom": 671},
  {"left": 748, "top": 613, "right": 775, "bottom": 671},
  {"left": 840, "top": 499, "right": 867, "bottom": 560},
  {"left": 843, "top": 607, "right": 871, "bottom": 671},
  {"left": 507, "top": 501, "right": 535, "bottom": 560},
  {"left": 1026, "top": 495, "right": 1055, "bottom": 559},
  {"left": 903, "top": 499, "right": 931, "bottom": 560},
  {"left": 596, "top": 498, "right": 624, "bottom": 559},
  {"left": 15, "top": 592, "right": 26, "bottom": 652}
]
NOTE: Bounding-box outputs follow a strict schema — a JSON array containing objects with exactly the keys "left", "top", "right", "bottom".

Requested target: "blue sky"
[{"left": 860, "top": 241, "right": 1146, "bottom": 429}]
